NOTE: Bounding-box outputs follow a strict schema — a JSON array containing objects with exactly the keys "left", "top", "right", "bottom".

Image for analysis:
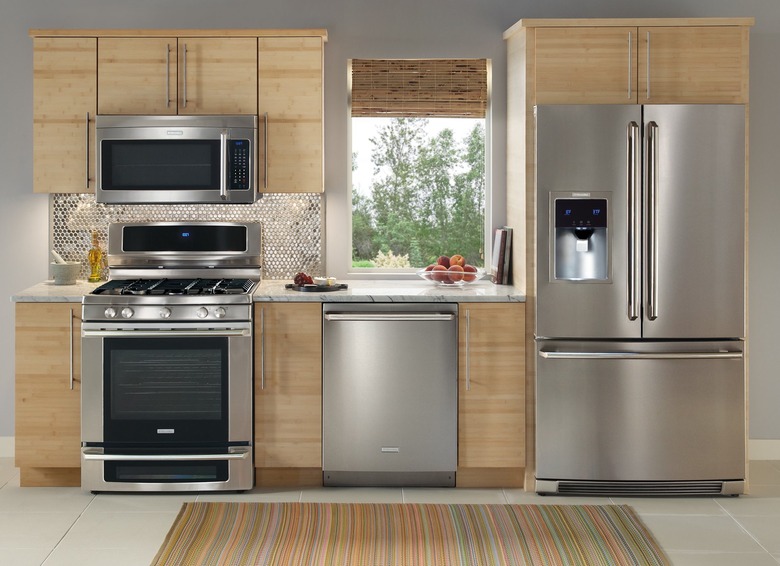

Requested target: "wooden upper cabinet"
[
  {"left": 33, "top": 37, "right": 96, "bottom": 193},
  {"left": 98, "top": 38, "right": 177, "bottom": 115},
  {"left": 259, "top": 37, "right": 324, "bottom": 193},
  {"left": 638, "top": 26, "right": 749, "bottom": 103},
  {"left": 97, "top": 37, "right": 258, "bottom": 115},
  {"left": 179, "top": 38, "right": 258, "bottom": 115},
  {"left": 533, "top": 23, "right": 750, "bottom": 105},
  {"left": 535, "top": 27, "right": 638, "bottom": 104}
]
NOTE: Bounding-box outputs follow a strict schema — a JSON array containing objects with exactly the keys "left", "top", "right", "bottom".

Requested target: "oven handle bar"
[
  {"left": 82, "top": 447, "right": 251, "bottom": 461},
  {"left": 81, "top": 328, "right": 250, "bottom": 338}
]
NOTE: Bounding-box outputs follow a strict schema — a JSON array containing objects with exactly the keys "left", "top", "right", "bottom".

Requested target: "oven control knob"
[
  {"left": 121, "top": 307, "right": 134, "bottom": 319},
  {"left": 159, "top": 307, "right": 172, "bottom": 319},
  {"left": 214, "top": 307, "right": 227, "bottom": 318},
  {"left": 196, "top": 307, "right": 209, "bottom": 319},
  {"left": 104, "top": 307, "right": 117, "bottom": 319}
]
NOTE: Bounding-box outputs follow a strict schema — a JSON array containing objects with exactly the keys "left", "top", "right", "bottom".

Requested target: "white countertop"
[
  {"left": 11, "top": 279, "right": 525, "bottom": 303},
  {"left": 252, "top": 279, "right": 524, "bottom": 302}
]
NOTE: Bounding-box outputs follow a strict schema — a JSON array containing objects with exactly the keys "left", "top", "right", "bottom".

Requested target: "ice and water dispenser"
[{"left": 553, "top": 198, "right": 608, "bottom": 281}]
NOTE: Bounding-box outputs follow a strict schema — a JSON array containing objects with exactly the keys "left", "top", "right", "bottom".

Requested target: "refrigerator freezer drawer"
[{"left": 535, "top": 340, "right": 745, "bottom": 487}]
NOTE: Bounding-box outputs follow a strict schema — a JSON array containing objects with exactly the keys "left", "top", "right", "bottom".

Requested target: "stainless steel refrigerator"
[{"left": 534, "top": 105, "right": 746, "bottom": 496}]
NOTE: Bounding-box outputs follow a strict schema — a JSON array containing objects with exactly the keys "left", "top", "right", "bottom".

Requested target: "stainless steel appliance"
[
  {"left": 96, "top": 115, "right": 261, "bottom": 204},
  {"left": 81, "top": 222, "right": 261, "bottom": 492},
  {"left": 322, "top": 303, "right": 457, "bottom": 487},
  {"left": 534, "top": 105, "right": 746, "bottom": 496}
]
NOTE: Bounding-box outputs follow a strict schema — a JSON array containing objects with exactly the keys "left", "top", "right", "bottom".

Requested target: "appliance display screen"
[
  {"left": 121, "top": 225, "right": 248, "bottom": 252},
  {"left": 555, "top": 198, "right": 608, "bottom": 228}
]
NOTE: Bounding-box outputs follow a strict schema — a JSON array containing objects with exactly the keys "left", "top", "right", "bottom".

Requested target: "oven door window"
[
  {"left": 103, "top": 337, "right": 229, "bottom": 444},
  {"left": 100, "top": 140, "right": 221, "bottom": 191}
]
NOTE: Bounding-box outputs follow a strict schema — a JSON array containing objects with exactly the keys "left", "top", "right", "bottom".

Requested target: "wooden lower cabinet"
[
  {"left": 254, "top": 302, "right": 322, "bottom": 486},
  {"left": 457, "top": 302, "right": 525, "bottom": 487},
  {"left": 15, "top": 303, "right": 82, "bottom": 487}
]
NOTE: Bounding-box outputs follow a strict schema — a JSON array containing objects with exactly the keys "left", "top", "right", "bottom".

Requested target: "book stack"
[{"left": 490, "top": 227, "right": 513, "bottom": 285}]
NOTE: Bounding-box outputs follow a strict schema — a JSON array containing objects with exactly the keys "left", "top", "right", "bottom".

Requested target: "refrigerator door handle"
[
  {"left": 627, "top": 121, "right": 641, "bottom": 321},
  {"left": 539, "top": 350, "right": 743, "bottom": 360},
  {"left": 646, "top": 120, "right": 660, "bottom": 320}
]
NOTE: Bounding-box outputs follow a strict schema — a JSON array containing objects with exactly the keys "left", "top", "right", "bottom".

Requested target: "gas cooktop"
[{"left": 91, "top": 278, "right": 257, "bottom": 296}]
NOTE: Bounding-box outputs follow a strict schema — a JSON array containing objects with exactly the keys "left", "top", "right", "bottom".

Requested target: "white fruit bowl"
[{"left": 416, "top": 268, "right": 485, "bottom": 286}]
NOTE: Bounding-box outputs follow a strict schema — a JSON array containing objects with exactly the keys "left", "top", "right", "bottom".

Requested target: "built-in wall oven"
[{"left": 81, "top": 222, "right": 261, "bottom": 492}]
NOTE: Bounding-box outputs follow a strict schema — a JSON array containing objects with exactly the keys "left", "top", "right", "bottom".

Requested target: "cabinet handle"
[
  {"left": 646, "top": 31, "right": 651, "bottom": 100},
  {"left": 465, "top": 309, "right": 471, "bottom": 391},
  {"left": 84, "top": 112, "right": 90, "bottom": 190},
  {"left": 165, "top": 43, "right": 171, "bottom": 108},
  {"left": 69, "top": 308, "right": 74, "bottom": 390},
  {"left": 182, "top": 43, "right": 188, "bottom": 108},
  {"left": 260, "top": 307, "right": 265, "bottom": 390},
  {"left": 263, "top": 112, "right": 269, "bottom": 190},
  {"left": 627, "top": 31, "right": 633, "bottom": 99}
]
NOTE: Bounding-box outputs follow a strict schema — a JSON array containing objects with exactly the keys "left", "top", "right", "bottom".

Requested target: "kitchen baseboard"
[
  {"left": 749, "top": 439, "right": 780, "bottom": 460},
  {"left": 0, "top": 436, "right": 14, "bottom": 458}
]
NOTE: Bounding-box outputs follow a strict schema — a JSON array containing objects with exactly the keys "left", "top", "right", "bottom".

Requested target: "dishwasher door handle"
[{"left": 324, "top": 313, "right": 456, "bottom": 322}]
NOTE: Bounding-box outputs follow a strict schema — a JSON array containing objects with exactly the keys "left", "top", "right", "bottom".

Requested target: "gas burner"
[{"left": 91, "top": 278, "right": 257, "bottom": 297}]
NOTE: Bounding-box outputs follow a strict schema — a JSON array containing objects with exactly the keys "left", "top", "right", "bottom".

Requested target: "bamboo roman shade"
[{"left": 351, "top": 59, "right": 488, "bottom": 118}]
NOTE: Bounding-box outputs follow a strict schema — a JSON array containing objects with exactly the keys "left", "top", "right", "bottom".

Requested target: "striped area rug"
[{"left": 151, "top": 502, "right": 670, "bottom": 566}]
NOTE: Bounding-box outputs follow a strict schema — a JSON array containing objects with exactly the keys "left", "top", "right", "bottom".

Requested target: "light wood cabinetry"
[
  {"left": 33, "top": 38, "right": 96, "bottom": 194},
  {"left": 259, "top": 37, "right": 324, "bottom": 193},
  {"left": 254, "top": 303, "right": 322, "bottom": 486},
  {"left": 14, "top": 303, "right": 82, "bottom": 487},
  {"left": 457, "top": 302, "right": 525, "bottom": 488},
  {"left": 98, "top": 37, "right": 258, "bottom": 115},
  {"left": 32, "top": 29, "right": 326, "bottom": 194},
  {"left": 533, "top": 21, "right": 750, "bottom": 104}
]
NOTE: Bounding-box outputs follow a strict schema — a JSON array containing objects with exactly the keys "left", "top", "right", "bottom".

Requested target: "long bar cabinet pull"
[
  {"left": 465, "top": 309, "right": 471, "bottom": 391},
  {"left": 165, "top": 44, "right": 171, "bottom": 108},
  {"left": 260, "top": 307, "right": 265, "bottom": 390},
  {"left": 181, "top": 44, "right": 188, "bottom": 108},
  {"left": 84, "top": 112, "right": 90, "bottom": 190},
  {"left": 646, "top": 31, "right": 651, "bottom": 100},
  {"left": 627, "top": 31, "right": 633, "bottom": 99},
  {"left": 69, "top": 308, "right": 74, "bottom": 390},
  {"left": 263, "top": 112, "right": 269, "bottom": 190}
]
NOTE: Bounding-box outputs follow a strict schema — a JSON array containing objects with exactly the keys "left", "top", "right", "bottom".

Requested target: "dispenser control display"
[{"left": 555, "top": 199, "right": 607, "bottom": 228}]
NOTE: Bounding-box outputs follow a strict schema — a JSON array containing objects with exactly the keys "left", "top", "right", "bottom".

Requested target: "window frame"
[{"left": 345, "top": 58, "right": 493, "bottom": 279}]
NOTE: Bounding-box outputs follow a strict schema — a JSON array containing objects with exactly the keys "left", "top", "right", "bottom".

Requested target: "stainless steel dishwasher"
[{"left": 322, "top": 303, "right": 458, "bottom": 487}]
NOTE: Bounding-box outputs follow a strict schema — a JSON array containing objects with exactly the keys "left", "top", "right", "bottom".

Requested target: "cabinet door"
[
  {"left": 458, "top": 303, "right": 525, "bottom": 468},
  {"left": 254, "top": 303, "right": 322, "bottom": 468},
  {"left": 15, "top": 303, "right": 81, "bottom": 471},
  {"left": 535, "top": 27, "right": 638, "bottom": 104},
  {"left": 98, "top": 38, "right": 177, "bottom": 115},
  {"left": 178, "top": 38, "right": 258, "bottom": 115},
  {"left": 33, "top": 38, "right": 96, "bottom": 193},
  {"left": 259, "top": 37, "right": 324, "bottom": 193},
  {"left": 638, "top": 27, "right": 749, "bottom": 103}
]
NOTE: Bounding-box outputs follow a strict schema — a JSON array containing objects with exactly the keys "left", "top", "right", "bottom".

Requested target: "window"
[{"left": 349, "top": 59, "right": 489, "bottom": 272}]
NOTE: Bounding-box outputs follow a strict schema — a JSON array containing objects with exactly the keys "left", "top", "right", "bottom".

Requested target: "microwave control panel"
[{"left": 229, "top": 140, "right": 251, "bottom": 190}]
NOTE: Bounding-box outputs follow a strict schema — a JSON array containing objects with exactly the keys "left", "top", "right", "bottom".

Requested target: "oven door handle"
[
  {"left": 82, "top": 447, "right": 251, "bottom": 461},
  {"left": 81, "top": 328, "right": 251, "bottom": 338}
]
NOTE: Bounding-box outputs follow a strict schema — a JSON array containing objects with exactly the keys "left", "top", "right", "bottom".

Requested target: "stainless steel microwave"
[{"left": 96, "top": 115, "right": 260, "bottom": 204}]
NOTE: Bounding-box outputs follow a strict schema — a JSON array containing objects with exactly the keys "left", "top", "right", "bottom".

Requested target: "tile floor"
[{"left": 2, "top": 458, "right": 780, "bottom": 565}]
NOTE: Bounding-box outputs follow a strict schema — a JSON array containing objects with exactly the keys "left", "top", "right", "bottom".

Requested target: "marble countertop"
[{"left": 11, "top": 279, "right": 524, "bottom": 303}]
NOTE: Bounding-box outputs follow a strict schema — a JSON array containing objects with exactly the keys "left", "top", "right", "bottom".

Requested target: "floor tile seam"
[
  {"left": 39, "top": 497, "right": 96, "bottom": 566},
  {"left": 722, "top": 509, "right": 779, "bottom": 557}
]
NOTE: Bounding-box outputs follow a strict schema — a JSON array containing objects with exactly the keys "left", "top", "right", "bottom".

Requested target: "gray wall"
[{"left": 1, "top": 0, "right": 779, "bottom": 441}]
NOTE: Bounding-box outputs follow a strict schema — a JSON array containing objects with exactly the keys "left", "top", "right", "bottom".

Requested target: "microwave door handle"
[{"left": 220, "top": 129, "right": 229, "bottom": 200}]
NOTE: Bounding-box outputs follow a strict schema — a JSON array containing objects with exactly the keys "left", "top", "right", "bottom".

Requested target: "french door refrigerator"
[{"left": 534, "top": 105, "right": 746, "bottom": 496}]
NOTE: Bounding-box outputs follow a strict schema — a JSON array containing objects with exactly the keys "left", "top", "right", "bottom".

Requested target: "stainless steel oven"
[{"left": 81, "top": 222, "right": 260, "bottom": 492}]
